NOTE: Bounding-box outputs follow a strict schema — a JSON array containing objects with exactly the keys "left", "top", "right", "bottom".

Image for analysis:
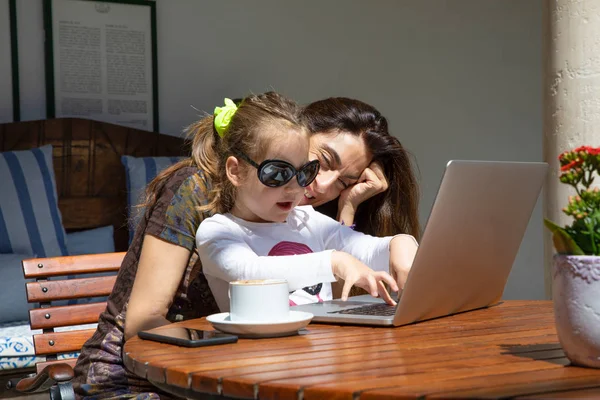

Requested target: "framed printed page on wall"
[
  {"left": 44, "top": 0, "right": 158, "bottom": 132},
  {"left": 0, "top": 0, "right": 20, "bottom": 123}
]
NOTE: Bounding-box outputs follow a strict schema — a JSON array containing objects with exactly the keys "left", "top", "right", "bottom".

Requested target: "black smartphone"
[{"left": 138, "top": 326, "right": 238, "bottom": 348}]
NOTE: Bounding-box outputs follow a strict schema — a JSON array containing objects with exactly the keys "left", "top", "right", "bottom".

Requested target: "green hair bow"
[{"left": 213, "top": 98, "right": 238, "bottom": 138}]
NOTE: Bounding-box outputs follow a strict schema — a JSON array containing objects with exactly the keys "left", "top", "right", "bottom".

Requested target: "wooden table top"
[{"left": 123, "top": 300, "right": 600, "bottom": 399}]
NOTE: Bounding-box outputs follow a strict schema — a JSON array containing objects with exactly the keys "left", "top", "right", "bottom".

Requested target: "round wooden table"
[{"left": 124, "top": 301, "right": 600, "bottom": 399}]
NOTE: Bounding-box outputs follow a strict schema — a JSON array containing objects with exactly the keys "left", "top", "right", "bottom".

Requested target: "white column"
[{"left": 543, "top": 0, "right": 600, "bottom": 298}]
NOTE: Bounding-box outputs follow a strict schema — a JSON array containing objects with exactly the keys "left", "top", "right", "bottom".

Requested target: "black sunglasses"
[{"left": 233, "top": 150, "right": 320, "bottom": 188}]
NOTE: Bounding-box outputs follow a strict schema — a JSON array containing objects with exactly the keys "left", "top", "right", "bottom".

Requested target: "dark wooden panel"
[
  {"left": 0, "top": 119, "right": 43, "bottom": 150},
  {"left": 33, "top": 329, "right": 96, "bottom": 356},
  {"left": 124, "top": 124, "right": 157, "bottom": 156},
  {"left": 58, "top": 197, "right": 124, "bottom": 230},
  {"left": 22, "top": 252, "right": 124, "bottom": 278},
  {"left": 43, "top": 118, "right": 69, "bottom": 142},
  {"left": 70, "top": 118, "right": 92, "bottom": 141},
  {"left": 91, "top": 121, "right": 128, "bottom": 198},
  {"left": 29, "top": 302, "right": 107, "bottom": 329},
  {"left": 158, "top": 133, "right": 190, "bottom": 155},
  {"left": 68, "top": 145, "right": 91, "bottom": 197}
]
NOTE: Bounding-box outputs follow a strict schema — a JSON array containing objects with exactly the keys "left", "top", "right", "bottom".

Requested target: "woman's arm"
[{"left": 124, "top": 235, "right": 191, "bottom": 341}]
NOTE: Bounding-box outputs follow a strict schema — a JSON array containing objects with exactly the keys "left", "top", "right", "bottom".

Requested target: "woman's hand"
[
  {"left": 338, "top": 161, "right": 389, "bottom": 225},
  {"left": 331, "top": 251, "right": 399, "bottom": 305},
  {"left": 389, "top": 235, "right": 419, "bottom": 289}
]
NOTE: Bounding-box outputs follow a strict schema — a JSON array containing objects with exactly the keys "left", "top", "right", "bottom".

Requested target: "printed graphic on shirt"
[{"left": 268, "top": 241, "right": 323, "bottom": 305}]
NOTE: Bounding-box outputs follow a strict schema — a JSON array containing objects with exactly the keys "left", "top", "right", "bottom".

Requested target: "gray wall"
[{"left": 8, "top": 0, "right": 544, "bottom": 299}]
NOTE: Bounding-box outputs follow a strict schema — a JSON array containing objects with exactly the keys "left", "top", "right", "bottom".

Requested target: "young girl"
[{"left": 196, "top": 92, "right": 418, "bottom": 310}]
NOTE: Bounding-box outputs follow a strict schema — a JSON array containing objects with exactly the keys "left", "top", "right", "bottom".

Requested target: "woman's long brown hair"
[{"left": 301, "top": 97, "right": 421, "bottom": 239}]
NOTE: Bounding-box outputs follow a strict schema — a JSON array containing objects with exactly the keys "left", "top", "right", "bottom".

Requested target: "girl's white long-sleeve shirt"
[{"left": 196, "top": 205, "right": 413, "bottom": 311}]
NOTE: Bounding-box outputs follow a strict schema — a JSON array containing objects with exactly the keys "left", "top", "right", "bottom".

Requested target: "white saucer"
[{"left": 206, "top": 311, "right": 313, "bottom": 338}]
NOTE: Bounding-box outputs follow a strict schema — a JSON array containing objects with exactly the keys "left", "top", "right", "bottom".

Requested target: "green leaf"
[
  {"left": 566, "top": 218, "right": 596, "bottom": 254},
  {"left": 543, "top": 219, "right": 586, "bottom": 255}
]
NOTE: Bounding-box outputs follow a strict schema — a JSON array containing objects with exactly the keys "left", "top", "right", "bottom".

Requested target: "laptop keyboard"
[{"left": 328, "top": 303, "right": 397, "bottom": 316}]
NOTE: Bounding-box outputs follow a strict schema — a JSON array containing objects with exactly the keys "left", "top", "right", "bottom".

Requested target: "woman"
[
  {"left": 300, "top": 97, "right": 420, "bottom": 238},
  {"left": 72, "top": 93, "right": 419, "bottom": 399}
]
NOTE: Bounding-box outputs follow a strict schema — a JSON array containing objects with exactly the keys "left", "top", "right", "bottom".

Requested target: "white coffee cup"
[{"left": 229, "top": 279, "right": 290, "bottom": 322}]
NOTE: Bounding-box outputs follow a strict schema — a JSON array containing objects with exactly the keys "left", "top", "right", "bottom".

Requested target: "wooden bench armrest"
[{"left": 16, "top": 363, "right": 74, "bottom": 393}]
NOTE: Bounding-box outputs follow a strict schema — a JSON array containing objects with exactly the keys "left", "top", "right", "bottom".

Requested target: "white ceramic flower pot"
[{"left": 552, "top": 254, "right": 600, "bottom": 368}]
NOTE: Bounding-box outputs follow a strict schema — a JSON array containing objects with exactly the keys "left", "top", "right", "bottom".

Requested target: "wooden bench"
[{"left": 12, "top": 252, "right": 124, "bottom": 400}]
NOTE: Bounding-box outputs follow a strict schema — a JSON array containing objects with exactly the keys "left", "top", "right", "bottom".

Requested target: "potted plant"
[{"left": 545, "top": 145, "right": 600, "bottom": 368}]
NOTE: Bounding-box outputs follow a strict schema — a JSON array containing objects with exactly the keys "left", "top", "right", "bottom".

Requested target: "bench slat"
[
  {"left": 29, "top": 302, "right": 107, "bottom": 329},
  {"left": 23, "top": 252, "right": 125, "bottom": 278},
  {"left": 33, "top": 329, "right": 97, "bottom": 356},
  {"left": 26, "top": 276, "right": 117, "bottom": 303}
]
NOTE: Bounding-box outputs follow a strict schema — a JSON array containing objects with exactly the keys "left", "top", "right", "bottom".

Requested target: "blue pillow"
[
  {"left": 121, "top": 155, "right": 184, "bottom": 241},
  {"left": 0, "top": 253, "right": 33, "bottom": 323},
  {"left": 0, "top": 145, "right": 68, "bottom": 257},
  {"left": 66, "top": 225, "right": 115, "bottom": 256}
]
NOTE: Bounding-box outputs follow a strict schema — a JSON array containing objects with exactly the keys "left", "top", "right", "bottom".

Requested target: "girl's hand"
[
  {"left": 389, "top": 235, "right": 419, "bottom": 289},
  {"left": 331, "top": 251, "right": 399, "bottom": 305},
  {"left": 337, "top": 162, "right": 388, "bottom": 224}
]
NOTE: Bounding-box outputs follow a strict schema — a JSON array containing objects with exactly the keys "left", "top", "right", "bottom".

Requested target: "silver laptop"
[{"left": 292, "top": 160, "right": 548, "bottom": 326}]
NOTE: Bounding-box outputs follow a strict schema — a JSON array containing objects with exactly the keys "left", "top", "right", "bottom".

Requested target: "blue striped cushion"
[
  {"left": 121, "top": 155, "right": 184, "bottom": 241},
  {"left": 0, "top": 145, "right": 68, "bottom": 257}
]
